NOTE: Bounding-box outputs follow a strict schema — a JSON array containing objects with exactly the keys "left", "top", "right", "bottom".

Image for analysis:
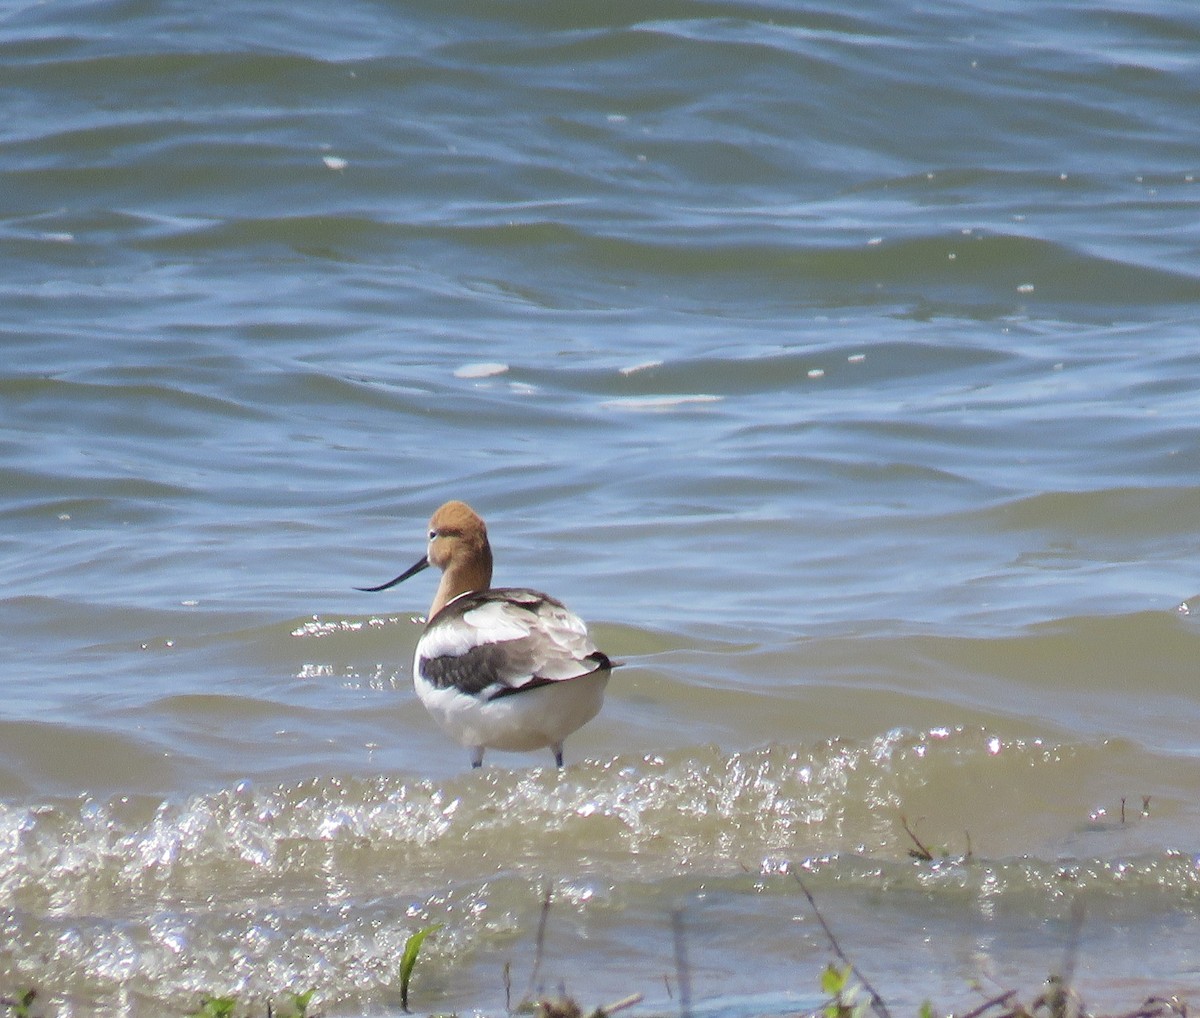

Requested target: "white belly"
[{"left": 414, "top": 666, "right": 609, "bottom": 753}]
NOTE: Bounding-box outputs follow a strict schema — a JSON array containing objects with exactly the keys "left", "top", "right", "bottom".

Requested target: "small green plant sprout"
[
  {"left": 267, "top": 989, "right": 318, "bottom": 1018},
  {"left": 821, "top": 963, "right": 868, "bottom": 1018},
  {"left": 0, "top": 989, "right": 39, "bottom": 1018},
  {"left": 187, "top": 997, "right": 238, "bottom": 1018},
  {"left": 288, "top": 989, "right": 316, "bottom": 1017},
  {"left": 399, "top": 921, "right": 444, "bottom": 1012}
]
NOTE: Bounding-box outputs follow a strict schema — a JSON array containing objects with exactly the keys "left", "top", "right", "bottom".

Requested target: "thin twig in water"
[
  {"left": 524, "top": 885, "right": 554, "bottom": 1004},
  {"left": 671, "top": 909, "right": 693, "bottom": 1018},
  {"left": 598, "top": 993, "right": 645, "bottom": 1016},
  {"left": 1056, "top": 899, "right": 1085, "bottom": 1018},
  {"left": 1031, "top": 901, "right": 1085, "bottom": 1018},
  {"left": 901, "top": 815, "right": 935, "bottom": 861},
  {"left": 958, "top": 988, "right": 1018, "bottom": 1018},
  {"left": 793, "top": 873, "right": 892, "bottom": 1018}
]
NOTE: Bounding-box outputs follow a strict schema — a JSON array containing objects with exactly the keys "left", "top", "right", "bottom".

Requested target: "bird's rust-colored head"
[
  {"left": 357, "top": 500, "right": 494, "bottom": 618},
  {"left": 424, "top": 501, "right": 493, "bottom": 614}
]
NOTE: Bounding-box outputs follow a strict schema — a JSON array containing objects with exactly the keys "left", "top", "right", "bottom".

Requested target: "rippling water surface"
[{"left": 2, "top": 0, "right": 1200, "bottom": 1014}]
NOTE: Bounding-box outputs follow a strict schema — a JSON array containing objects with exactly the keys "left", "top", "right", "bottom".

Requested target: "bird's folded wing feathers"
[{"left": 418, "top": 592, "right": 606, "bottom": 696}]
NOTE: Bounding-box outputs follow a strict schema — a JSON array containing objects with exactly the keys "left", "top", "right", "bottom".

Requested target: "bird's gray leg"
[
  {"left": 551, "top": 742, "right": 564, "bottom": 768},
  {"left": 470, "top": 747, "right": 484, "bottom": 769}
]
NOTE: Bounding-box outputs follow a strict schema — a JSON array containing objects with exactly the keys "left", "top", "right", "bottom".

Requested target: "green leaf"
[
  {"left": 4, "top": 989, "right": 39, "bottom": 1018},
  {"left": 399, "top": 922, "right": 444, "bottom": 1012},
  {"left": 189, "top": 998, "right": 238, "bottom": 1018},
  {"left": 820, "top": 963, "right": 848, "bottom": 997},
  {"left": 291, "top": 989, "right": 316, "bottom": 1018}
]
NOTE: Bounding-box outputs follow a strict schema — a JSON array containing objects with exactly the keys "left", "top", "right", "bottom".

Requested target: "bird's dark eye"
[{"left": 428, "top": 529, "right": 438, "bottom": 541}]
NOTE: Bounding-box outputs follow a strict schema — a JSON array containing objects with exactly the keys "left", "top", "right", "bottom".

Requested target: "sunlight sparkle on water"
[{"left": 292, "top": 617, "right": 383, "bottom": 638}]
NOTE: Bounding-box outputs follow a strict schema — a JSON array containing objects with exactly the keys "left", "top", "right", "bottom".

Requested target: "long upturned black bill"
[{"left": 355, "top": 554, "right": 431, "bottom": 592}]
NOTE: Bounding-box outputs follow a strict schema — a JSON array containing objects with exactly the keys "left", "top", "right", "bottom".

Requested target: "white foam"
[
  {"left": 454, "top": 362, "right": 509, "bottom": 379},
  {"left": 619, "top": 359, "right": 663, "bottom": 376},
  {"left": 601, "top": 394, "right": 721, "bottom": 412}
]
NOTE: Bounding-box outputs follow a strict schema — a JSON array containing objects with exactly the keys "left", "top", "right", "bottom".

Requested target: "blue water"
[{"left": 2, "top": 0, "right": 1200, "bottom": 1013}]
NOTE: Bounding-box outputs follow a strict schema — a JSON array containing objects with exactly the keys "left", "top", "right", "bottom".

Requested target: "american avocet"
[{"left": 358, "top": 500, "right": 616, "bottom": 768}]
